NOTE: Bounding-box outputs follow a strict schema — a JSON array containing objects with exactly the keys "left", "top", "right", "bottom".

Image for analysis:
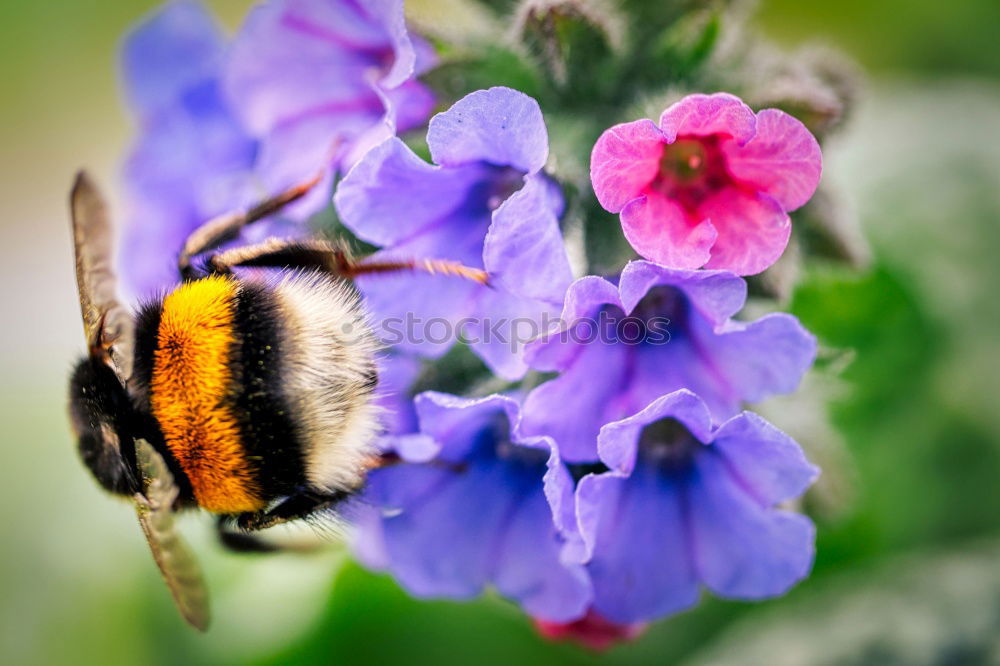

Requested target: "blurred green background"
[{"left": 1, "top": 1, "right": 999, "bottom": 664}]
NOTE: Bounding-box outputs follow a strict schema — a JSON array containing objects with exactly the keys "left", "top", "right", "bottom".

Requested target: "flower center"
[
  {"left": 593, "top": 287, "right": 688, "bottom": 346},
  {"left": 475, "top": 413, "right": 548, "bottom": 468},
  {"left": 659, "top": 139, "right": 708, "bottom": 184},
  {"left": 650, "top": 134, "right": 731, "bottom": 211},
  {"left": 632, "top": 286, "right": 688, "bottom": 331},
  {"left": 486, "top": 166, "right": 526, "bottom": 211},
  {"left": 638, "top": 417, "right": 701, "bottom": 470},
  {"left": 459, "top": 165, "right": 526, "bottom": 219}
]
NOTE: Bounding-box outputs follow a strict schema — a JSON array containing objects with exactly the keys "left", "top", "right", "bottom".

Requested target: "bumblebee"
[{"left": 67, "top": 172, "right": 486, "bottom": 630}]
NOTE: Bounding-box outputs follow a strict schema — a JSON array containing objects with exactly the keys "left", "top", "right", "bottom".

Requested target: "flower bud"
[
  {"left": 746, "top": 45, "right": 862, "bottom": 138},
  {"left": 534, "top": 609, "right": 646, "bottom": 650},
  {"left": 514, "top": 0, "right": 623, "bottom": 93}
]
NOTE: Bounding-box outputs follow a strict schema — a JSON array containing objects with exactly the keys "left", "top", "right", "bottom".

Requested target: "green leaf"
[
  {"left": 792, "top": 265, "right": 1000, "bottom": 554},
  {"left": 649, "top": 10, "right": 720, "bottom": 80},
  {"left": 424, "top": 46, "right": 544, "bottom": 106}
]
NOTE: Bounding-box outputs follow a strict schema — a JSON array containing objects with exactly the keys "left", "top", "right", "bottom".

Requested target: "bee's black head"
[{"left": 68, "top": 356, "right": 140, "bottom": 496}]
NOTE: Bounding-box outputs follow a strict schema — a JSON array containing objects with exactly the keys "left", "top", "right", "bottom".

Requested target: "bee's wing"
[
  {"left": 70, "top": 171, "right": 134, "bottom": 381},
  {"left": 133, "top": 438, "right": 211, "bottom": 632}
]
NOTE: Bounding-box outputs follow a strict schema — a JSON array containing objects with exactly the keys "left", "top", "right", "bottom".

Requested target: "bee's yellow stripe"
[{"left": 150, "top": 276, "right": 264, "bottom": 513}]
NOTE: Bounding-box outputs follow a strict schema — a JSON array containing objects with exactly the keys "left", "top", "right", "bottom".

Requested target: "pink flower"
[
  {"left": 590, "top": 93, "right": 822, "bottom": 275},
  {"left": 534, "top": 609, "right": 646, "bottom": 651}
]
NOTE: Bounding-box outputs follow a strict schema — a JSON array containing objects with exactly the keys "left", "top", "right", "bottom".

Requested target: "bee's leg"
[
  {"left": 207, "top": 237, "right": 490, "bottom": 285},
  {"left": 235, "top": 489, "right": 353, "bottom": 533},
  {"left": 215, "top": 516, "right": 284, "bottom": 554},
  {"left": 178, "top": 172, "right": 323, "bottom": 280}
]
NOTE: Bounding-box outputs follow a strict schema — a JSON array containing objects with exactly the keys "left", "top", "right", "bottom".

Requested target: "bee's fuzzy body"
[
  {"left": 66, "top": 171, "right": 489, "bottom": 629},
  {"left": 129, "top": 272, "right": 379, "bottom": 514}
]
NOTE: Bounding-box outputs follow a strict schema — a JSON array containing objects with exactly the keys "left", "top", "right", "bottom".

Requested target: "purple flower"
[
  {"left": 120, "top": 0, "right": 264, "bottom": 297},
  {"left": 521, "top": 260, "right": 816, "bottom": 462},
  {"left": 334, "top": 87, "right": 573, "bottom": 379},
  {"left": 224, "top": 0, "right": 436, "bottom": 218},
  {"left": 575, "top": 390, "right": 819, "bottom": 623},
  {"left": 360, "top": 392, "right": 591, "bottom": 622},
  {"left": 372, "top": 353, "right": 422, "bottom": 439}
]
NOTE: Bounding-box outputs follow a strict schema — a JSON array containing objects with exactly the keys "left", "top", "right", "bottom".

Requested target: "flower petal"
[
  {"left": 539, "top": 439, "right": 583, "bottom": 555},
  {"left": 250, "top": 114, "right": 345, "bottom": 219},
  {"left": 337, "top": 46, "right": 435, "bottom": 171},
  {"left": 520, "top": 274, "right": 652, "bottom": 461},
  {"left": 284, "top": 0, "right": 398, "bottom": 51},
  {"left": 624, "top": 314, "right": 815, "bottom": 424},
  {"left": 689, "top": 451, "right": 816, "bottom": 598},
  {"left": 700, "top": 188, "right": 791, "bottom": 276},
  {"left": 386, "top": 434, "right": 440, "bottom": 462},
  {"left": 121, "top": 80, "right": 258, "bottom": 296},
  {"left": 120, "top": 198, "right": 188, "bottom": 298},
  {"left": 351, "top": 175, "right": 493, "bottom": 356},
  {"left": 224, "top": 0, "right": 376, "bottom": 135},
  {"left": 620, "top": 193, "right": 717, "bottom": 270},
  {"left": 124, "top": 82, "right": 257, "bottom": 221},
  {"left": 356, "top": 243, "right": 482, "bottom": 358},
  {"left": 387, "top": 79, "right": 437, "bottom": 133},
  {"left": 691, "top": 312, "right": 817, "bottom": 408},
  {"left": 224, "top": 0, "right": 434, "bottom": 180},
  {"left": 628, "top": 339, "right": 745, "bottom": 422},
  {"left": 413, "top": 392, "right": 520, "bottom": 461},
  {"left": 376, "top": 460, "right": 507, "bottom": 598},
  {"left": 521, "top": 341, "right": 633, "bottom": 463},
  {"left": 618, "top": 261, "right": 746, "bottom": 326},
  {"left": 344, "top": 158, "right": 493, "bottom": 357},
  {"left": 712, "top": 412, "right": 820, "bottom": 506},
  {"left": 376, "top": 458, "right": 589, "bottom": 612},
  {"left": 363, "top": 0, "right": 419, "bottom": 88},
  {"left": 427, "top": 87, "right": 548, "bottom": 173},
  {"left": 722, "top": 108, "right": 822, "bottom": 211},
  {"left": 348, "top": 501, "right": 390, "bottom": 570},
  {"left": 373, "top": 354, "right": 422, "bottom": 437},
  {"left": 492, "top": 486, "right": 592, "bottom": 622},
  {"left": 462, "top": 287, "right": 556, "bottom": 380},
  {"left": 596, "top": 390, "right": 713, "bottom": 474},
  {"left": 523, "top": 275, "right": 622, "bottom": 372},
  {"left": 416, "top": 391, "right": 583, "bottom": 567},
  {"left": 590, "top": 119, "right": 665, "bottom": 212},
  {"left": 336, "top": 79, "right": 396, "bottom": 171},
  {"left": 658, "top": 92, "right": 756, "bottom": 144},
  {"left": 411, "top": 32, "right": 438, "bottom": 76},
  {"left": 577, "top": 469, "right": 701, "bottom": 623},
  {"left": 485, "top": 174, "right": 572, "bottom": 305},
  {"left": 122, "top": 0, "right": 224, "bottom": 116},
  {"left": 335, "top": 137, "right": 493, "bottom": 247},
  {"left": 375, "top": 391, "right": 590, "bottom": 617}
]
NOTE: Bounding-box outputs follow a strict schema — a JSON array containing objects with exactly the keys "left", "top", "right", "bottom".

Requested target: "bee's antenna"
[{"left": 354, "top": 257, "right": 491, "bottom": 286}]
